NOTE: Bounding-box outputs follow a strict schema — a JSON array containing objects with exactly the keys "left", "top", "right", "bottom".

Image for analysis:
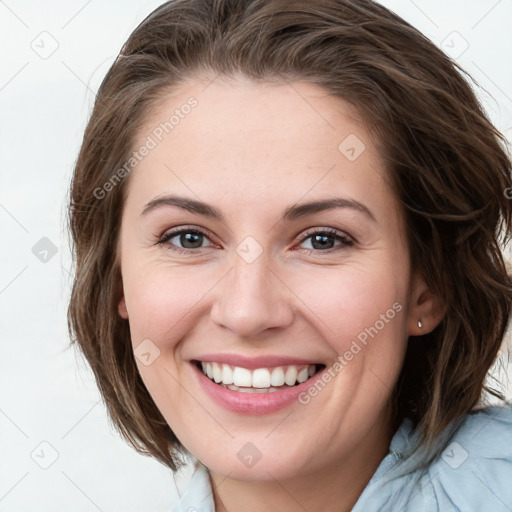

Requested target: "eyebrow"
[{"left": 141, "top": 195, "right": 376, "bottom": 222}]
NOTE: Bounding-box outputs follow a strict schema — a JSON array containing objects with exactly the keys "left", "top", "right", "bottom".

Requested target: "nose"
[{"left": 209, "top": 250, "right": 295, "bottom": 339}]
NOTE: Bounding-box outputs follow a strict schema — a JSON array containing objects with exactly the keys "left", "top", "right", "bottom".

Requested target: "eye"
[
  {"left": 157, "top": 226, "right": 215, "bottom": 253},
  {"left": 156, "top": 226, "right": 354, "bottom": 254},
  {"left": 296, "top": 228, "right": 354, "bottom": 253}
]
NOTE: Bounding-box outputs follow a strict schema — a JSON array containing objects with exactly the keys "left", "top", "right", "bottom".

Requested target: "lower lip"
[{"left": 191, "top": 363, "right": 326, "bottom": 415}]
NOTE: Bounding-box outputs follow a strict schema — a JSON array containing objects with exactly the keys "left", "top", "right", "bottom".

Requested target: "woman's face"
[{"left": 117, "top": 77, "right": 425, "bottom": 481}]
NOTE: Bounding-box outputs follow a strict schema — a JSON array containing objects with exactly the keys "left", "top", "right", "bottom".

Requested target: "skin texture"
[{"left": 117, "top": 76, "right": 444, "bottom": 512}]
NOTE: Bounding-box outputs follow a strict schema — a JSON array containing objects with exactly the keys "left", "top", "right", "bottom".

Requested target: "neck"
[{"left": 210, "top": 406, "right": 396, "bottom": 512}]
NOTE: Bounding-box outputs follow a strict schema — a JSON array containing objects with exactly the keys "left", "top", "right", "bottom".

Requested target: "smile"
[
  {"left": 191, "top": 357, "right": 328, "bottom": 413},
  {"left": 197, "top": 361, "right": 322, "bottom": 393}
]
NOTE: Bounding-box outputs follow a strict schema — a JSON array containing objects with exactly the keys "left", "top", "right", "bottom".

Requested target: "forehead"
[
  {"left": 138, "top": 76, "right": 369, "bottom": 157},
  {"left": 127, "top": 77, "right": 391, "bottom": 214}
]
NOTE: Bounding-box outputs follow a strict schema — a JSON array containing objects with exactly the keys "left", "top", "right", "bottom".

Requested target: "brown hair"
[{"left": 68, "top": 0, "right": 512, "bottom": 471}]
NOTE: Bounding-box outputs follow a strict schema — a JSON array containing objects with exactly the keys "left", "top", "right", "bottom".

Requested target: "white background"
[{"left": 1, "top": 1, "right": 511, "bottom": 511}]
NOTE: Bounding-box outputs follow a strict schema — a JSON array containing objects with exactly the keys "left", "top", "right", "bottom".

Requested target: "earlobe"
[
  {"left": 116, "top": 274, "right": 129, "bottom": 319},
  {"left": 407, "top": 274, "right": 445, "bottom": 336},
  {"left": 118, "top": 296, "right": 129, "bottom": 319}
]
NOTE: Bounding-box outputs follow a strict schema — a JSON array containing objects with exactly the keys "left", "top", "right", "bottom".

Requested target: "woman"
[{"left": 67, "top": 0, "right": 512, "bottom": 510}]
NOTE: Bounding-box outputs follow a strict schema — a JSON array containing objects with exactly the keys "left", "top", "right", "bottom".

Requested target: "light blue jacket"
[{"left": 171, "top": 405, "right": 512, "bottom": 511}]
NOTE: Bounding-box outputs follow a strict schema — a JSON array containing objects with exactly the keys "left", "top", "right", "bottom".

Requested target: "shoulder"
[
  {"left": 426, "top": 405, "right": 512, "bottom": 512},
  {"left": 171, "top": 463, "right": 215, "bottom": 512},
  {"left": 353, "top": 405, "right": 512, "bottom": 512}
]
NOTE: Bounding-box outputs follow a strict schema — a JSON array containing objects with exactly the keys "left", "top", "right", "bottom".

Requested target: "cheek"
[
  {"left": 294, "top": 262, "right": 407, "bottom": 350},
  {"left": 291, "top": 259, "right": 410, "bottom": 403},
  {"left": 122, "top": 262, "right": 218, "bottom": 348}
]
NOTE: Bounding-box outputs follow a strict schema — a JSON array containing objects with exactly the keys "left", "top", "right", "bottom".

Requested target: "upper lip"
[{"left": 191, "top": 353, "right": 324, "bottom": 369}]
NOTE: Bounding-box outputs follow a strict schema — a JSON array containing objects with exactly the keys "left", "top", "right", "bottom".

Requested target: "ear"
[
  {"left": 115, "top": 267, "right": 129, "bottom": 319},
  {"left": 118, "top": 294, "right": 129, "bottom": 319},
  {"left": 118, "top": 295, "right": 129, "bottom": 319},
  {"left": 117, "top": 278, "right": 129, "bottom": 319},
  {"left": 407, "top": 272, "right": 445, "bottom": 336}
]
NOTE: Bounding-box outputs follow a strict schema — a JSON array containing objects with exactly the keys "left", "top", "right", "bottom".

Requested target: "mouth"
[{"left": 193, "top": 360, "right": 326, "bottom": 394}]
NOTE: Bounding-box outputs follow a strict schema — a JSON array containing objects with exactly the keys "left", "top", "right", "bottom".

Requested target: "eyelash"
[
  {"left": 296, "top": 227, "right": 355, "bottom": 253},
  {"left": 156, "top": 226, "right": 355, "bottom": 255}
]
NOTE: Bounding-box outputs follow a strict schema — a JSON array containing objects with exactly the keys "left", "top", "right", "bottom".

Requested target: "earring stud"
[{"left": 417, "top": 320, "right": 423, "bottom": 328}]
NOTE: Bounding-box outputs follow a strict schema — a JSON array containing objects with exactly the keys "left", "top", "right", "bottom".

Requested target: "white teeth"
[
  {"left": 297, "top": 368, "right": 309, "bottom": 383},
  {"left": 252, "top": 368, "right": 271, "bottom": 388},
  {"left": 236, "top": 386, "right": 255, "bottom": 393},
  {"left": 200, "top": 362, "right": 319, "bottom": 389},
  {"left": 284, "top": 366, "right": 298, "bottom": 386},
  {"left": 233, "top": 367, "right": 252, "bottom": 387},
  {"left": 212, "top": 362, "right": 222, "bottom": 383},
  {"left": 270, "top": 367, "right": 285, "bottom": 386},
  {"left": 225, "top": 383, "right": 281, "bottom": 393},
  {"left": 221, "top": 364, "right": 234, "bottom": 385}
]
